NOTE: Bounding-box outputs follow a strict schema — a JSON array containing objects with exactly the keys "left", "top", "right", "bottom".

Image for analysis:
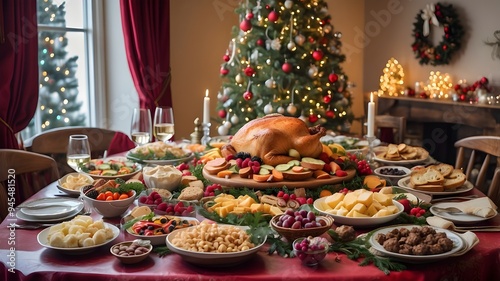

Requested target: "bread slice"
[
  {"left": 177, "top": 186, "right": 204, "bottom": 201},
  {"left": 443, "top": 169, "right": 466, "bottom": 190},
  {"left": 428, "top": 163, "right": 454, "bottom": 177},
  {"left": 411, "top": 184, "right": 444, "bottom": 192},
  {"left": 410, "top": 168, "right": 445, "bottom": 186}
]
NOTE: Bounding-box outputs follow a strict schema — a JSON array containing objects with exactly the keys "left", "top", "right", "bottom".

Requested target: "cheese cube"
[
  {"left": 343, "top": 192, "right": 358, "bottom": 210},
  {"left": 337, "top": 207, "right": 349, "bottom": 216},
  {"left": 373, "top": 192, "right": 392, "bottom": 206},
  {"left": 372, "top": 209, "right": 391, "bottom": 217},
  {"left": 333, "top": 201, "right": 345, "bottom": 210},
  {"left": 270, "top": 206, "right": 283, "bottom": 216},
  {"left": 353, "top": 210, "right": 369, "bottom": 217},
  {"left": 356, "top": 191, "right": 373, "bottom": 207},
  {"left": 325, "top": 193, "right": 345, "bottom": 209},
  {"left": 366, "top": 204, "right": 378, "bottom": 216},
  {"left": 352, "top": 203, "right": 367, "bottom": 214},
  {"left": 386, "top": 205, "right": 399, "bottom": 214}
]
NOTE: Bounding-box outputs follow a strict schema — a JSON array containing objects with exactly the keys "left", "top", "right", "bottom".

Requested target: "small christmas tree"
[
  {"left": 216, "top": 0, "right": 353, "bottom": 135},
  {"left": 36, "top": 0, "right": 85, "bottom": 131},
  {"left": 378, "top": 57, "right": 404, "bottom": 96}
]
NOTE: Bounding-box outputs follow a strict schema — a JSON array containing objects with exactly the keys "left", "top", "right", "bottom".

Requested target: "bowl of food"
[
  {"left": 110, "top": 240, "right": 152, "bottom": 264},
  {"left": 374, "top": 166, "right": 411, "bottom": 184},
  {"left": 293, "top": 236, "right": 330, "bottom": 266},
  {"left": 142, "top": 165, "right": 183, "bottom": 192},
  {"left": 57, "top": 172, "right": 94, "bottom": 196},
  {"left": 79, "top": 158, "right": 141, "bottom": 180},
  {"left": 270, "top": 209, "right": 334, "bottom": 242},
  {"left": 81, "top": 187, "right": 136, "bottom": 218}
]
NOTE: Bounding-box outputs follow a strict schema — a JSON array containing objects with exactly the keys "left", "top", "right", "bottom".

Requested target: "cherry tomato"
[
  {"left": 96, "top": 193, "right": 106, "bottom": 201},
  {"left": 113, "top": 192, "right": 120, "bottom": 200},
  {"left": 127, "top": 190, "right": 134, "bottom": 198},
  {"left": 119, "top": 194, "right": 129, "bottom": 200},
  {"left": 105, "top": 195, "right": 114, "bottom": 201},
  {"left": 104, "top": 191, "right": 113, "bottom": 198}
]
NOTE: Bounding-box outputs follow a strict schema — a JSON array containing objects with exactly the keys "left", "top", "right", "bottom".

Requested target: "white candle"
[
  {"left": 203, "top": 89, "right": 210, "bottom": 124},
  {"left": 367, "top": 93, "right": 375, "bottom": 138}
]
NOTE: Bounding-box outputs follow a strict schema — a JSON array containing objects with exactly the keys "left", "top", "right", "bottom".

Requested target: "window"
[{"left": 22, "top": 0, "right": 102, "bottom": 139}]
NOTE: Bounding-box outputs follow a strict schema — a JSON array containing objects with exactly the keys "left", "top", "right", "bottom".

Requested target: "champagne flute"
[
  {"left": 67, "top": 135, "right": 91, "bottom": 171},
  {"left": 130, "top": 108, "right": 152, "bottom": 146},
  {"left": 153, "top": 106, "right": 175, "bottom": 142}
]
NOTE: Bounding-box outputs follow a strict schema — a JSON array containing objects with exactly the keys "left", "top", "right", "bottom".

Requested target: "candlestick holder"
[
  {"left": 364, "top": 135, "right": 378, "bottom": 168},
  {"left": 201, "top": 122, "right": 212, "bottom": 146}
]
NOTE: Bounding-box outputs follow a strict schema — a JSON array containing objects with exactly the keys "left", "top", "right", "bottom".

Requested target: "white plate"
[
  {"left": 18, "top": 198, "right": 84, "bottom": 220},
  {"left": 430, "top": 202, "right": 498, "bottom": 223},
  {"left": 313, "top": 198, "right": 403, "bottom": 227},
  {"left": 79, "top": 158, "right": 142, "bottom": 180},
  {"left": 166, "top": 225, "right": 266, "bottom": 267},
  {"left": 372, "top": 146, "right": 429, "bottom": 165},
  {"left": 37, "top": 222, "right": 119, "bottom": 255},
  {"left": 369, "top": 225, "right": 464, "bottom": 263},
  {"left": 397, "top": 177, "right": 474, "bottom": 195},
  {"left": 57, "top": 173, "right": 94, "bottom": 196}
]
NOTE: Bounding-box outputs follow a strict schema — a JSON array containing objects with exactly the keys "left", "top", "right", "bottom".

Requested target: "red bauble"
[
  {"left": 223, "top": 54, "right": 230, "bottom": 62},
  {"left": 459, "top": 94, "right": 466, "bottom": 101},
  {"left": 246, "top": 12, "right": 254, "bottom": 20},
  {"left": 323, "top": 95, "right": 331, "bottom": 103},
  {"left": 265, "top": 4, "right": 271, "bottom": 10},
  {"left": 435, "top": 11, "right": 442, "bottom": 17},
  {"left": 435, "top": 54, "right": 441, "bottom": 60},
  {"left": 420, "top": 92, "right": 428, "bottom": 99},
  {"left": 240, "top": 19, "right": 252, "bottom": 32},
  {"left": 442, "top": 44, "right": 448, "bottom": 51},
  {"left": 308, "top": 37, "right": 315, "bottom": 43},
  {"left": 326, "top": 110, "right": 335, "bottom": 118},
  {"left": 268, "top": 11, "right": 279, "bottom": 22},
  {"left": 480, "top": 77, "right": 489, "bottom": 85},
  {"left": 319, "top": 37, "right": 328, "bottom": 45},
  {"left": 312, "top": 50, "right": 324, "bottom": 61},
  {"left": 444, "top": 26, "right": 449, "bottom": 33},
  {"left": 407, "top": 89, "right": 416, "bottom": 97},
  {"left": 243, "top": 91, "right": 253, "bottom": 101},
  {"left": 309, "top": 114, "right": 318, "bottom": 123},
  {"left": 220, "top": 67, "right": 229, "bottom": 75},
  {"left": 244, "top": 66, "right": 255, "bottom": 77},
  {"left": 218, "top": 109, "right": 227, "bottom": 118},
  {"left": 328, "top": 73, "right": 338, "bottom": 83},
  {"left": 282, "top": 62, "right": 292, "bottom": 73},
  {"left": 256, "top": 38, "right": 264, "bottom": 46}
]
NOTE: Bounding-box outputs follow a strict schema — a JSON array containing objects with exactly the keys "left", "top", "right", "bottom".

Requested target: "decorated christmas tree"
[
  {"left": 216, "top": 0, "right": 353, "bottom": 136},
  {"left": 36, "top": 0, "right": 85, "bottom": 131}
]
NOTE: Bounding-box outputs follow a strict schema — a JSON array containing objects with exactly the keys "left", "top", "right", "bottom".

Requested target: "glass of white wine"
[
  {"left": 130, "top": 108, "right": 152, "bottom": 146},
  {"left": 153, "top": 106, "right": 175, "bottom": 142},
  {"left": 67, "top": 135, "right": 91, "bottom": 171}
]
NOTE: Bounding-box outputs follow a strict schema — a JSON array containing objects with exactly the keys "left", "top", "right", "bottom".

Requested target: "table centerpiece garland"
[{"left": 411, "top": 3, "right": 464, "bottom": 66}]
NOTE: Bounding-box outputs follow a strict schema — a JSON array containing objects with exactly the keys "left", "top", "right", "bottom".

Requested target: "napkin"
[
  {"left": 450, "top": 231, "right": 479, "bottom": 257},
  {"left": 107, "top": 132, "right": 136, "bottom": 156},
  {"left": 454, "top": 197, "right": 497, "bottom": 218}
]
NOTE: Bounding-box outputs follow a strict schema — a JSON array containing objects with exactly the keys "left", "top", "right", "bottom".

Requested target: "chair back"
[
  {"left": 454, "top": 136, "right": 500, "bottom": 206},
  {"left": 0, "top": 149, "right": 60, "bottom": 220},
  {"left": 375, "top": 115, "right": 406, "bottom": 144},
  {"left": 24, "top": 127, "right": 117, "bottom": 176}
]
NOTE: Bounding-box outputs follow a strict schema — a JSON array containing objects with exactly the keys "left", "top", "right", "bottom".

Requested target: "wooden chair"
[
  {"left": 24, "top": 127, "right": 117, "bottom": 176},
  {"left": 375, "top": 115, "right": 406, "bottom": 144},
  {"left": 454, "top": 136, "right": 500, "bottom": 206},
  {"left": 0, "top": 149, "right": 60, "bottom": 220}
]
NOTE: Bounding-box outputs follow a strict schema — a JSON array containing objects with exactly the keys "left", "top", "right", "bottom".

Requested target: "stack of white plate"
[{"left": 16, "top": 198, "right": 84, "bottom": 222}]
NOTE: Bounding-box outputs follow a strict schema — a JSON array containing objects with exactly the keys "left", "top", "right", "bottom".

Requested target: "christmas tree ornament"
[
  {"left": 250, "top": 50, "right": 260, "bottom": 61},
  {"left": 328, "top": 73, "right": 338, "bottom": 83},
  {"left": 244, "top": 66, "right": 255, "bottom": 77},
  {"left": 224, "top": 120, "right": 232, "bottom": 128},
  {"left": 323, "top": 24, "right": 332, "bottom": 34},
  {"left": 243, "top": 91, "right": 253, "bottom": 101},
  {"left": 218, "top": 125, "right": 229, "bottom": 136},
  {"left": 284, "top": 0, "right": 293, "bottom": 9},
  {"left": 323, "top": 95, "right": 331, "bottom": 103},
  {"left": 264, "top": 103, "right": 274, "bottom": 114},
  {"left": 309, "top": 114, "right": 319, "bottom": 123},
  {"left": 312, "top": 49, "right": 324, "bottom": 61},
  {"left": 326, "top": 110, "right": 335, "bottom": 118},
  {"left": 308, "top": 65, "right": 318, "bottom": 78},
  {"left": 277, "top": 106, "right": 285, "bottom": 114},
  {"left": 223, "top": 87, "right": 232, "bottom": 96},
  {"left": 246, "top": 11, "right": 254, "bottom": 20},
  {"left": 295, "top": 34, "right": 305, "bottom": 46},
  {"left": 268, "top": 10, "right": 279, "bottom": 22},
  {"left": 220, "top": 66, "right": 229, "bottom": 75},
  {"left": 282, "top": 62, "right": 292, "bottom": 73},
  {"left": 286, "top": 103, "right": 297, "bottom": 115},
  {"left": 218, "top": 109, "right": 227, "bottom": 118},
  {"left": 266, "top": 58, "right": 272, "bottom": 65},
  {"left": 265, "top": 77, "right": 276, "bottom": 88},
  {"left": 223, "top": 54, "right": 230, "bottom": 62},
  {"left": 308, "top": 36, "right": 315, "bottom": 43},
  {"left": 256, "top": 38, "right": 264, "bottom": 46},
  {"left": 230, "top": 114, "right": 240, "bottom": 124},
  {"left": 287, "top": 41, "right": 296, "bottom": 51},
  {"left": 240, "top": 19, "right": 252, "bottom": 32},
  {"left": 235, "top": 73, "right": 244, "bottom": 84}
]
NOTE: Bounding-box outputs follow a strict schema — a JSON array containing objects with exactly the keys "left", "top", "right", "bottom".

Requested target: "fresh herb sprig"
[
  {"left": 154, "top": 246, "right": 173, "bottom": 257},
  {"left": 100, "top": 178, "right": 145, "bottom": 196}
]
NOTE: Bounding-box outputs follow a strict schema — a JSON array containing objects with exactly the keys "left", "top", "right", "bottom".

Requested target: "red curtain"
[
  {"left": 0, "top": 0, "right": 38, "bottom": 149},
  {"left": 120, "top": 0, "right": 172, "bottom": 116}
]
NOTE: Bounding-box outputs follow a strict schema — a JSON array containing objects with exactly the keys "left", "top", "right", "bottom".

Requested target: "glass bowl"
[{"left": 292, "top": 237, "right": 330, "bottom": 266}]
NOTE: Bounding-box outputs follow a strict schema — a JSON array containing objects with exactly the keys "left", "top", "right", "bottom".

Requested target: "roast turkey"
[{"left": 221, "top": 114, "right": 326, "bottom": 166}]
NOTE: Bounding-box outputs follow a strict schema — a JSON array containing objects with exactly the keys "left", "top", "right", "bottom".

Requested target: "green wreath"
[{"left": 411, "top": 3, "right": 464, "bottom": 66}]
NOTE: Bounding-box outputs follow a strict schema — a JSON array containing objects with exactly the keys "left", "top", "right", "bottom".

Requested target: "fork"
[{"left": 10, "top": 223, "right": 56, "bottom": 229}]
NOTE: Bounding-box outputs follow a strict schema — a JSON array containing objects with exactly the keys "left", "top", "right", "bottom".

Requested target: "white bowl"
[
  {"left": 313, "top": 198, "right": 404, "bottom": 227},
  {"left": 373, "top": 166, "right": 411, "bottom": 184},
  {"left": 57, "top": 173, "right": 94, "bottom": 196},
  {"left": 81, "top": 189, "right": 136, "bottom": 218},
  {"left": 142, "top": 165, "right": 183, "bottom": 191}
]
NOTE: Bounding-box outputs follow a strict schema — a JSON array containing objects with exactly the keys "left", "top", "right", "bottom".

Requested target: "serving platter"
[
  {"left": 202, "top": 168, "right": 356, "bottom": 189},
  {"left": 166, "top": 225, "right": 266, "bottom": 267},
  {"left": 126, "top": 151, "right": 194, "bottom": 165},
  {"left": 372, "top": 146, "right": 429, "bottom": 165},
  {"left": 37, "top": 222, "right": 120, "bottom": 255},
  {"left": 369, "top": 224, "right": 464, "bottom": 263},
  {"left": 397, "top": 177, "right": 474, "bottom": 195},
  {"left": 430, "top": 202, "right": 498, "bottom": 223}
]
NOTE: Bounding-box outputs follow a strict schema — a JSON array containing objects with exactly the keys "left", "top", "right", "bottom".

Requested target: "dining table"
[{"left": 1, "top": 180, "right": 500, "bottom": 281}]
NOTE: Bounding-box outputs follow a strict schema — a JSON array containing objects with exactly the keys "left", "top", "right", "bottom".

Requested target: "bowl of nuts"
[
  {"left": 110, "top": 240, "right": 152, "bottom": 264},
  {"left": 374, "top": 166, "right": 411, "bottom": 184}
]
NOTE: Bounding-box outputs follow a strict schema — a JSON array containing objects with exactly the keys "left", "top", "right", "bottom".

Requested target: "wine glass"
[
  {"left": 67, "top": 134, "right": 91, "bottom": 171},
  {"left": 130, "top": 108, "right": 152, "bottom": 146},
  {"left": 154, "top": 106, "right": 175, "bottom": 142}
]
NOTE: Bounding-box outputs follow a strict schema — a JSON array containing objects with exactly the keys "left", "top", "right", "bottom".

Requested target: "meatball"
[
  {"left": 412, "top": 244, "right": 429, "bottom": 255},
  {"left": 335, "top": 225, "right": 357, "bottom": 242},
  {"left": 438, "top": 237, "right": 453, "bottom": 252},
  {"left": 424, "top": 234, "right": 437, "bottom": 245},
  {"left": 420, "top": 226, "right": 436, "bottom": 236},
  {"left": 376, "top": 233, "right": 387, "bottom": 245},
  {"left": 429, "top": 244, "right": 444, "bottom": 254},
  {"left": 399, "top": 244, "right": 413, "bottom": 255},
  {"left": 406, "top": 232, "right": 421, "bottom": 246},
  {"left": 382, "top": 237, "right": 400, "bottom": 253}
]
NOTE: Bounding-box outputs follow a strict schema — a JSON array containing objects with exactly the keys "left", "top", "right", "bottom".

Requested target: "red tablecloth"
[{"left": 1, "top": 182, "right": 500, "bottom": 281}]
